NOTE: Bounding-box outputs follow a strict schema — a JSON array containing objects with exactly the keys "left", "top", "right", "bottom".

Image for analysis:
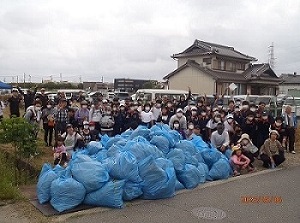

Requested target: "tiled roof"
[
  {"left": 163, "top": 60, "right": 280, "bottom": 84},
  {"left": 172, "top": 39, "right": 257, "bottom": 61},
  {"left": 280, "top": 73, "right": 300, "bottom": 84}
]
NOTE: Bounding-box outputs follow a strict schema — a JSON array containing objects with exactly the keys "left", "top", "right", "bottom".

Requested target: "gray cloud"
[{"left": 0, "top": 0, "right": 299, "bottom": 83}]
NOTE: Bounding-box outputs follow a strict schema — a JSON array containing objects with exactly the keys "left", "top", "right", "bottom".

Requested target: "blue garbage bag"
[
  {"left": 207, "top": 158, "right": 231, "bottom": 181},
  {"left": 120, "top": 129, "right": 133, "bottom": 139},
  {"left": 169, "top": 130, "right": 183, "bottom": 143},
  {"left": 100, "top": 134, "right": 110, "bottom": 148},
  {"left": 107, "top": 144, "right": 125, "bottom": 157},
  {"left": 50, "top": 173, "right": 86, "bottom": 212},
  {"left": 176, "top": 164, "right": 201, "bottom": 189},
  {"left": 198, "top": 162, "right": 209, "bottom": 181},
  {"left": 84, "top": 180, "right": 125, "bottom": 208},
  {"left": 37, "top": 164, "right": 64, "bottom": 204},
  {"left": 166, "top": 148, "right": 185, "bottom": 171},
  {"left": 129, "top": 126, "right": 151, "bottom": 140},
  {"left": 71, "top": 155, "right": 110, "bottom": 193},
  {"left": 127, "top": 140, "right": 163, "bottom": 161},
  {"left": 105, "top": 135, "right": 125, "bottom": 150},
  {"left": 122, "top": 181, "right": 143, "bottom": 201},
  {"left": 201, "top": 148, "right": 222, "bottom": 169},
  {"left": 191, "top": 136, "right": 209, "bottom": 151},
  {"left": 95, "top": 150, "right": 108, "bottom": 162},
  {"left": 86, "top": 141, "right": 103, "bottom": 155},
  {"left": 109, "top": 151, "right": 142, "bottom": 183},
  {"left": 150, "top": 135, "right": 170, "bottom": 154},
  {"left": 175, "top": 179, "right": 185, "bottom": 191},
  {"left": 194, "top": 153, "right": 205, "bottom": 163},
  {"left": 139, "top": 156, "right": 175, "bottom": 199},
  {"left": 175, "top": 140, "right": 198, "bottom": 156}
]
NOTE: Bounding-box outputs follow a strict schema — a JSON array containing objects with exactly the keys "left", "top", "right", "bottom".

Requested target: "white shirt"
[
  {"left": 140, "top": 111, "right": 154, "bottom": 123},
  {"left": 210, "top": 130, "right": 230, "bottom": 148}
]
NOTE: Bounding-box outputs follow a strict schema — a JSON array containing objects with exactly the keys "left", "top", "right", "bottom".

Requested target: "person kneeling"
[
  {"left": 230, "top": 145, "right": 253, "bottom": 176},
  {"left": 259, "top": 130, "right": 285, "bottom": 169}
]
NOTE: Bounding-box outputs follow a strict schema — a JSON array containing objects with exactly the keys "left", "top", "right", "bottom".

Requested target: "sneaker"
[
  {"left": 233, "top": 170, "right": 240, "bottom": 177},
  {"left": 291, "top": 151, "right": 296, "bottom": 154}
]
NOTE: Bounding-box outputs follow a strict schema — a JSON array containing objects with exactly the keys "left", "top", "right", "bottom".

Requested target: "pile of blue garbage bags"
[{"left": 37, "top": 124, "right": 233, "bottom": 212}]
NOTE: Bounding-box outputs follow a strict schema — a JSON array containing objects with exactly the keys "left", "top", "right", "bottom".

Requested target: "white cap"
[{"left": 176, "top": 108, "right": 184, "bottom": 113}]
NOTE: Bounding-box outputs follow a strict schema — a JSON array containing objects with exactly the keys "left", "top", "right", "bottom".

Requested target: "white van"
[
  {"left": 134, "top": 89, "right": 192, "bottom": 102},
  {"left": 58, "top": 89, "right": 86, "bottom": 100}
]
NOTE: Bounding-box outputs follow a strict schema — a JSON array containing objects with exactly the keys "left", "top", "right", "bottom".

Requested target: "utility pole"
[
  {"left": 268, "top": 42, "right": 276, "bottom": 69},
  {"left": 60, "top": 73, "right": 62, "bottom": 82},
  {"left": 23, "top": 73, "right": 26, "bottom": 88}
]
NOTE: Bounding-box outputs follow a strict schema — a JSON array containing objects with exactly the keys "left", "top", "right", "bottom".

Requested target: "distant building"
[
  {"left": 82, "top": 82, "right": 114, "bottom": 92},
  {"left": 164, "top": 39, "right": 281, "bottom": 95},
  {"left": 279, "top": 72, "right": 300, "bottom": 95},
  {"left": 114, "top": 78, "right": 157, "bottom": 93}
]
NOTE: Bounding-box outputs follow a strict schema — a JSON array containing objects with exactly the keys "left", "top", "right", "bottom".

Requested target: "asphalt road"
[{"left": 66, "top": 166, "right": 300, "bottom": 223}]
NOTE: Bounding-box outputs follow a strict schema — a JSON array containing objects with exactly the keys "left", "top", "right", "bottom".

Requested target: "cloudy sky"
[{"left": 0, "top": 0, "right": 299, "bottom": 83}]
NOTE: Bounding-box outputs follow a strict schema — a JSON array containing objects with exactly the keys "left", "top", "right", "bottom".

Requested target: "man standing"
[
  {"left": 53, "top": 98, "right": 69, "bottom": 139},
  {"left": 17, "top": 86, "right": 37, "bottom": 110},
  {"left": 282, "top": 105, "right": 297, "bottom": 154},
  {"left": 35, "top": 88, "right": 49, "bottom": 109},
  {"left": 8, "top": 89, "right": 22, "bottom": 117}
]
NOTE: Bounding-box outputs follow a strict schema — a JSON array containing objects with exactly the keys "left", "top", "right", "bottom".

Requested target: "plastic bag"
[
  {"left": 95, "top": 150, "right": 108, "bottom": 162},
  {"left": 105, "top": 135, "right": 126, "bottom": 150},
  {"left": 109, "top": 151, "right": 142, "bottom": 183},
  {"left": 127, "top": 140, "right": 163, "bottom": 161},
  {"left": 122, "top": 181, "right": 143, "bottom": 201},
  {"left": 175, "top": 140, "right": 198, "bottom": 156},
  {"left": 139, "top": 156, "right": 175, "bottom": 200},
  {"left": 37, "top": 164, "right": 63, "bottom": 204},
  {"left": 50, "top": 173, "right": 86, "bottom": 212},
  {"left": 86, "top": 141, "right": 103, "bottom": 155},
  {"left": 150, "top": 135, "right": 170, "bottom": 154},
  {"left": 208, "top": 158, "right": 231, "bottom": 181},
  {"left": 129, "top": 126, "right": 151, "bottom": 140},
  {"left": 166, "top": 148, "right": 185, "bottom": 171},
  {"left": 84, "top": 180, "right": 125, "bottom": 208},
  {"left": 100, "top": 134, "right": 110, "bottom": 148},
  {"left": 71, "top": 156, "right": 109, "bottom": 193},
  {"left": 198, "top": 162, "right": 209, "bottom": 181},
  {"left": 191, "top": 136, "right": 209, "bottom": 152},
  {"left": 201, "top": 148, "right": 222, "bottom": 169},
  {"left": 176, "top": 164, "right": 201, "bottom": 189}
]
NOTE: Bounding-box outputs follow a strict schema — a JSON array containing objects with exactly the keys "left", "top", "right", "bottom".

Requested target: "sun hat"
[
  {"left": 232, "top": 145, "right": 241, "bottom": 152},
  {"left": 269, "top": 130, "right": 279, "bottom": 137},
  {"left": 238, "top": 133, "right": 251, "bottom": 143}
]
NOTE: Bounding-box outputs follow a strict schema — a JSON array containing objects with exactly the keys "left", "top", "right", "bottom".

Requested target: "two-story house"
[{"left": 163, "top": 39, "right": 281, "bottom": 95}]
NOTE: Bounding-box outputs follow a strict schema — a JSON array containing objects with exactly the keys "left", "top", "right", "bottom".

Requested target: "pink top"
[
  {"left": 231, "top": 154, "right": 250, "bottom": 165},
  {"left": 54, "top": 145, "right": 66, "bottom": 154}
]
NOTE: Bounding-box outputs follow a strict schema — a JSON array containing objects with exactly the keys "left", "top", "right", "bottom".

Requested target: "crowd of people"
[{"left": 5, "top": 87, "right": 297, "bottom": 171}]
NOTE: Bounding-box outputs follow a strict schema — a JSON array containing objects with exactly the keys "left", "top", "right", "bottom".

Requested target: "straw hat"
[
  {"left": 269, "top": 130, "right": 279, "bottom": 137},
  {"left": 232, "top": 145, "right": 241, "bottom": 152}
]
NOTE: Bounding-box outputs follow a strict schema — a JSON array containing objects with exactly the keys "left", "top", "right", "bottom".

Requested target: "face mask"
[
  {"left": 262, "top": 116, "right": 268, "bottom": 120},
  {"left": 198, "top": 103, "right": 203, "bottom": 107},
  {"left": 83, "top": 125, "right": 89, "bottom": 129},
  {"left": 120, "top": 107, "right": 125, "bottom": 111},
  {"left": 47, "top": 105, "right": 52, "bottom": 109},
  {"left": 156, "top": 104, "right": 161, "bottom": 108},
  {"left": 192, "top": 111, "right": 197, "bottom": 116},
  {"left": 167, "top": 103, "right": 172, "bottom": 108},
  {"left": 177, "top": 113, "right": 183, "bottom": 118},
  {"left": 145, "top": 107, "right": 150, "bottom": 112},
  {"left": 234, "top": 108, "right": 239, "bottom": 112},
  {"left": 89, "top": 126, "right": 95, "bottom": 130},
  {"left": 188, "top": 124, "right": 194, "bottom": 130},
  {"left": 174, "top": 123, "right": 180, "bottom": 129},
  {"left": 248, "top": 117, "right": 254, "bottom": 121},
  {"left": 220, "top": 114, "right": 225, "bottom": 118},
  {"left": 162, "top": 115, "right": 168, "bottom": 120},
  {"left": 201, "top": 112, "right": 206, "bottom": 116},
  {"left": 275, "top": 121, "right": 282, "bottom": 126},
  {"left": 206, "top": 107, "right": 211, "bottom": 111},
  {"left": 217, "top": 105, "right": 223, "bottom": 109},
  {"left": 134, "top": 106, "right": 138, "bottom": 110},
  {"left": 242, "top": 105, "right": 249, "bottom": 110},
  {"left": 227, "top": 118, "right": 233, "bottom": 123},
  {"left": 82, "top": 105, "right": 88, "bottom": 109},
  {"left": 107, "top": 111, "right": 112, "bottom": 115},
  {"left": 35, "top": 106, "right": 41, "bottom": 111},
  {"left": 113, "top": 107, "right": 117, "bottom": 111},
  {"left": 215, "top": 117, "right": 221, "bottom": 122},
  {"left": 250, "top": 108, "right": 256, "bottom": 112}
]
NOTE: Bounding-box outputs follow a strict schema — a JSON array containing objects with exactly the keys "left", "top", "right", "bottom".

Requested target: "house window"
[
  {"left": 203, "top": 58, "right": 212, "bottom": 65},
  {"left": 236, "top": 63, "right": 245, "bottom": 70},
  {"left": 220, "top": 61, "right": 225, "bottom": 70}
]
